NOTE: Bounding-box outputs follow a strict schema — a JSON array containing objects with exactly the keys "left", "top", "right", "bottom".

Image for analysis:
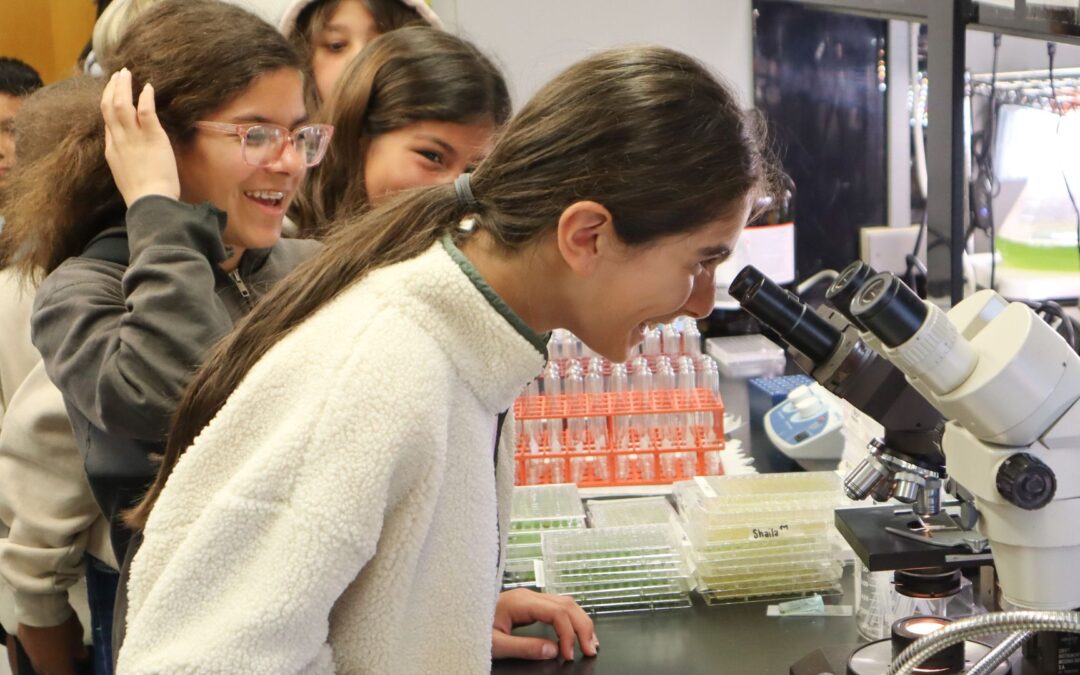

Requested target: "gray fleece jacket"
[{"left": 30, "top": 195, "right": 321, "bottom": 561}]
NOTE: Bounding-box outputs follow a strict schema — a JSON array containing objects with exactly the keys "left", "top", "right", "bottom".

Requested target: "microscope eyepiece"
[
  {"left": 730, "top": 265, "right": 842, "bottom": 365},
  {"left": 728, "top": 265, "right": 765, "bottom": 301},
  {"left": 850, "top": 273, "right": 927, "bottom": 348},
  {"left": 825, "top": 261, "right": 877, "bottom": 329}
]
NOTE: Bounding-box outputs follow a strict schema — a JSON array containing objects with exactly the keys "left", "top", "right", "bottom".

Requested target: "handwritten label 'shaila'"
[{"left": 750, "top": 524, "right": 790, "bottom": 540}]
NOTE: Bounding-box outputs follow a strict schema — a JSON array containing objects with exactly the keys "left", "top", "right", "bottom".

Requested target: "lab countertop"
[
  {"left": 493, "top": 582, "right": 863, "bottom": 675},
  {"left": 493, "top": 375, "right": 858, "bottom": 674}
]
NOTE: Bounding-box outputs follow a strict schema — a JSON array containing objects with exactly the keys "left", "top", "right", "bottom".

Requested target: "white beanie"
[{"left": 230, "top": 0, "right": 443, "bottom": 37}]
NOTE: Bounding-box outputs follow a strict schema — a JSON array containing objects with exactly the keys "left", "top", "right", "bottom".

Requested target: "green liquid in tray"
[{"left": 998, "top": 236, "right": 1080, "bottom": 271}]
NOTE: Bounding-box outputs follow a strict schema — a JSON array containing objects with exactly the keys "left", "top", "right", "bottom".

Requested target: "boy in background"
[{"left": 0, "top": 57, "right": 43, "bottom": 230}]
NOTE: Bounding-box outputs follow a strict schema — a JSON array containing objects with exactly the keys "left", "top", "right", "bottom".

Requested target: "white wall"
[
  {"left": 431, "top": 0, "right": 754, "bottom": 108},
  {"left": 967, "top": 30, "right": 1080, "bottom": 75}
]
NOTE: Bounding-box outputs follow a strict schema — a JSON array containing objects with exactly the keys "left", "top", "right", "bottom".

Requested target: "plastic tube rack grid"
[{"left": 512, "top": 388, "right": 725, "bottom": 487}]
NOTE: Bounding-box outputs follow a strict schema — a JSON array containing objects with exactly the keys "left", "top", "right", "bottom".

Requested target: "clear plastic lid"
[
  {"left": 698, "top": 574, "right": 843, "bottom": 604},
  {"left": 682, "top": 514, "right": 834, "bottom": 551},
  {"left": 695, "top": 558, "right": 842, "bottom": 583},
  {"left": 690, "top": 538, "right": 834, "bottom": 566},
  {"left": 541, "top": 524, "right": 687, "bottom": 575},
  {"left": 547, "top": 585, "right": 693, "bottom": 614},
  {"left": 673, "top": 473, "right": 842, "bottom": 508},
  {"left": 509, "top": 484, "right": 586, "bottom": 531},
  {"left": 585, "top": 496, "right": 677, "bottom": 528},
  {"left": 704, "top": 335, "right": 786, "bottom": 379},
  {"left": 541, "top": 524, "right": 693, "bottom": 614}
]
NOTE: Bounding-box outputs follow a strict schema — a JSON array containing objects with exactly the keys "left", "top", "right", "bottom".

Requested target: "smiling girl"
[
  {"left": 295, "top": 25, "right": 509, "bottom": 235},
  {"left": 1, "top": 0, "right": 327, "bottom": 576}
]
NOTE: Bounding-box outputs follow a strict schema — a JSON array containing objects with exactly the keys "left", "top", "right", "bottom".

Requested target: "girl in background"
[
  {"left": 229, "top": 0, "right": 443, "bottom": 105},
  {"left": 295, "top": 25, "right": 509, "bottom": 235},
  {"left": 121, "top": 45, "right": 775, "bottom": 673},
  {"left": 285, "top": 0, "right": 442, "bottom": 103}
]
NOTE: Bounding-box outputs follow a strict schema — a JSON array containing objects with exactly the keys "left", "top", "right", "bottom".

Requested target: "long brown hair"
[
  {"left": 127, "top": 45, "right": 779, "bottom": 529},
  {"left": 293, "top": 26, "right": 509, "bottom": 235},
  {"left": 0, "top": 0, "right": 302, "bottom": 275}
]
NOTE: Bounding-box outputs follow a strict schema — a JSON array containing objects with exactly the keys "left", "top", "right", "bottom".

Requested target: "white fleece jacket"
[{"left": 120, "top": 238, "right": 546, "bottom": 674}]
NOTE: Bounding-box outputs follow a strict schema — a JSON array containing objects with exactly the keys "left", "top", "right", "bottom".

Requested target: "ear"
[{"left": 555, "top": 200, "right": 614, "bottom": 277}]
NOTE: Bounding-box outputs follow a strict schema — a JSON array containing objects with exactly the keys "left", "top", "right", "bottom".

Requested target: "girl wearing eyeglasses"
[
  {"left": 118, "top": 43, "right": 777, "bottom": 672},
  {"left": 294, "top": 25, "right": 509, "bottom": 237},
  {"left": 1, "top": 0, "right": 326, "bottom": 623}
]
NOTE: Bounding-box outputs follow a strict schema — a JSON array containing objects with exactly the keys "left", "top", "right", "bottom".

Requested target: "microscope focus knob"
[{"left": 996, "top": 454, "right": 1057, "bottom": 510}]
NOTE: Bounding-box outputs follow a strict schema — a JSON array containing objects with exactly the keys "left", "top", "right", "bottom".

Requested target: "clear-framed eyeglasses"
[{"left": 193, "top": 121, "right": 334, "bottom": 168}]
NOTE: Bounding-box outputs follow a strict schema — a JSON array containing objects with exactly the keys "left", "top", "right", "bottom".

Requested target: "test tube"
[
  {"left": 610, "top": 363, "right": 630, "bottom": 392},
  {"left": 630, "top": 356, "right": 652, "bottom": 390},
  {"left": 677, "top": 357, "right": 697, "bottom": 447},
  {"left": 564, "top": 368, "right": 586, "bottom": 450},
  {"left": 584, "top": 366, "right": 604, "bottom": 394},
  {"left": 587, "top": 357, "right": 605, "bottom": 385},
  {"left": 660, "top": 452, "right": 677, "bottom": 480},
  {"left": 570, "top": 456, "right": 587, "bottom": 484},
  {"left": 683, "top": 318, "right": 702, "bottom": 356},
  {"left": 610, "top": 363, "right": 630, "bottom": 449},
  {"left": 541, "top": 362, "right": 562, "bottom": 451},
  {"left": 542, "top": 361, "right": 561, "bottom": 396},
  {"left": 637, "top": 454, "right": 656, "bottom": 481},
  {"left": 697, "top": 358, "right": 721, "bottom": 443},
  {"left": 618, "top": 454, "right": 654, "bottom": 482},
  {"left": 662, "top": 323, "right": 681, "bottom": 357},
  {"left": 697, "top": 357, "right": 719, "bottom": 394},
  {"left": 523, "top": 379, "right": 542, "bottom": 449},
  {"left": 570, "top": 455, "right": 607, "bottom": 484},
  {"left": 548, "top": 422, "right": 563, "bottom": 452},
  {"left": 547, "top": 457, "right": 565, "bottom": 484},
  {"left": 546, "top": 335, "right": 558, "bottom": 362},
  {"left": 527, "top": 457, "right": 543, "bottom": 485},
  {"left": 568, "top": 333, "right": 584, "bottom": 360},
  {"left": 589, "top": 456, "right": 609, "bottom": 482},
  {"left": 584, "top": 367, "right": 605, "bottom": 448},
  {"left": 680, "top": 451, "right": 696, "bottom": 479},
  {"left": 643, "top": 326, "right": 662, "bottom": 356},
  {"left": 547, "top": 329, "right": 566, "bottom": 361},
  {"left": 677, "top": 356, "right": 697, "bottom": 389},
  {"left": 630, "top": 357, "right": 653, "bottom": 449},
  {"left": 653, "top": 358, "right": 676, "bottom": 449},
  {"left": 564, "top": 365, "right": 584, "bottom": 393}
]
